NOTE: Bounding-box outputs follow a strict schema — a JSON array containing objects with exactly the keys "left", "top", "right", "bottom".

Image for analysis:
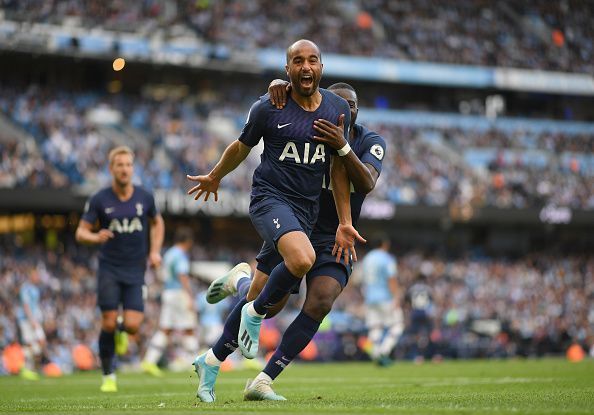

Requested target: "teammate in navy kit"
[
  {"left": 202, "top": 81, "right": 387, "bottom": 401},
  {"left": 75, "top": 146, "right": 164, "bottom": 392},
  {"left": 187, "top": 40, "right": 363, "bottom": 403}
]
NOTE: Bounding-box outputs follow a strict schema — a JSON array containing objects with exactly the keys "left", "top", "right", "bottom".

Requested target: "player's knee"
[
  {"left": 101, "top": 319, "right": 118, "bottom": 333},
  {"left": 286, "top": 250, "right": 315, "bottom": 276},
  {"left": 124, "top": 323, "right": 141, "bottom": 335},
  {"left": 303, "top": 295, "right": 334, "bottom": 322}
]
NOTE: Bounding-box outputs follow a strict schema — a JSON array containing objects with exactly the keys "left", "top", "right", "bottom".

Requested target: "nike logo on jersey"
[
  {"left": 105, "top": 207, "right": 115, "bottom": 214},
  {"left": 277, "top": 123, "right": 292, "bottom": 129}
]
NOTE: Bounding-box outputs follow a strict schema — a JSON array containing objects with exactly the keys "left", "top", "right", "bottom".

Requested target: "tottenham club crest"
[
  {"left": 136, "top": 203, "right": 143, "bottom": 216},
  {"left": 370, "top": 144, "right": 384, "bottom": 161}
]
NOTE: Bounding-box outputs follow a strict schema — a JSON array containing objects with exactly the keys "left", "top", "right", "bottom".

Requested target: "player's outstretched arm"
[
  {"left": 75, "top": 220, "right": 114, "bottom": 245},
  {"left": 330, "top": 156, "right": 366, "bottom": 264},
  {"left": 187, "top": 140, "right": 252, "bottom": 202},
  {"left": 313, "top": 115, "right": 377, "bottom": 194},
  {"left": 149, "top": 213, "right": 164, "bottom": 268}
]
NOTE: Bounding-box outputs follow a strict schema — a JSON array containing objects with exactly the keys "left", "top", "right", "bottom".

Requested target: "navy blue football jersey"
[
  {"left": 239, "top": 89, "right": 350, "bottom": 220},
  {"left": 310, "top": 123, "right": 387, "bottom": 245},
  {"left": 81, "top": 186, "right": 158, "bottom": 268}
]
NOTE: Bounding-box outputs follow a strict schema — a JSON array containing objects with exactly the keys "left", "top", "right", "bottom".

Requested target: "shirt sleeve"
[
  {"left": 176, "top": 255, "right": 190, "bottom": 276},
  {"left": 238, "top": 99, "right": 267, "bottom": 147},
  {"left": 146, "top": 192, "right": 158, "bottom": 218},
  {"left": 387, "top": 256, "right": 398, "bottom": 278},
  {"left": 360, "top": 133, "right": 387, "bottom": 176},
  {"left": 81, "top": 194, "right": 99, "bottom": 224}
]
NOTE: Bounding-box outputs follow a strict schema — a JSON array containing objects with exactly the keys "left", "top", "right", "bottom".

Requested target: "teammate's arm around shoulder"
[{"left": 330, "top": 156, "right": 366, "bottom": 264}]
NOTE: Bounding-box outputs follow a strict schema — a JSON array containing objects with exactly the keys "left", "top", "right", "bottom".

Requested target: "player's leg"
[
  {"left": 250, "top": 231, "right": 315, "bottom": 315},
  {"left": 142, "top": 290, "right": 175, "bottom": 377},
  {"left": 245, "top": 274, "right": 343, "bottom": 401},
  {"left": 193, "top": 269, "right": 263, "bottom": 403},
  {"left": 240, "top": 231, "right": 315, "bottom": 358},
  {"left": 18, "top": 321, "right": 42, "bottom": 380},
  {"left": 206, "top": 262, "right": 252, "bottom": 304},
  {"left": 116, "top": 281, "right": 144, "bottom": 362},
  {"left": 366, "top": 303, "right": 382, "bottom": 360},
  {"left": 121, "top": 281, "right": 145, "bottom": 335},
  {"left": 377, "top": 305, "right": 404, "bottom": 366},
  {"left": 97, "top": 268, "right": 121, "bottom": 392}
]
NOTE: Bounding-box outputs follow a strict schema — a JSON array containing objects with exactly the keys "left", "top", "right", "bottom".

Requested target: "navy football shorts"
[
  {"left": 255, "top": 238, "right": 352, "bottom": 291},
  {"left": 97, "top": 262, "right": 145, "bottom": 312},
  {"left": 306, "top": 240, "right": 352, "bottom": 289},
  {"left": 249, "top": 196, "right": 314, "bottom": 248}
]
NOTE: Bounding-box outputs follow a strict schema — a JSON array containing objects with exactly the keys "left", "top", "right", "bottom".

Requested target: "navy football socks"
[
  {"left": 237, "top": 277, "right": 251, "bottom": 299},
  {"left": 263, "top": 311, "right": 320, "bottom": 379},
  {"left": 99, "top": 330, "right": 115, "bottom": 375},
  {"left": 211, "top": 298, "right": 247, "bottom": 361},
  {"left": 253, "top": 263, "right": 300, "bottom": 315}
]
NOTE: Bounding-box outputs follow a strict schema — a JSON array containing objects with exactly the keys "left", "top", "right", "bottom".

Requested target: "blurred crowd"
[
  {"left": 2, "top": 84, "right": 593, "bottom": 210},
  {"left": 1, "top": 235, "right": 592, "bottom": 374},
  {"left": 2, "top": 0, "right": 592, "bottom": 73}
]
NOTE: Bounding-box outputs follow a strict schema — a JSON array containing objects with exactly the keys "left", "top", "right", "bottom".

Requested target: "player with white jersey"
[
  {"left": 361, "top": 235, "right": 403, "bottom": 366},
  {"left": 142, "top": 228, "right": 198, "bottom": 377},
  {"left": 16, "top": 269, "right": 46, "bottom": 380}
]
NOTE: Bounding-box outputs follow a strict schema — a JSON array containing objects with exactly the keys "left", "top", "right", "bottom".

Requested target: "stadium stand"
[
  {"left": 1, "top": 85, "right": 593, "bottom": 209},
  {"left": 1, "top": 235, "right": 592, "bottom": 373},
  {"left": 2, "top": 0, "right": 592, "bottom": 72}
]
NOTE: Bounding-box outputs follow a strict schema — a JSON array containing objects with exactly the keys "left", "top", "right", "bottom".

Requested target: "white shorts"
[
  {"left": 366, "top": 302, "right": 404, "bottom": 330},
  {"left": 19, "top": 321, "right": 46, "bottom": 352},
  {"left": 159, "top": 289, "right": 197, "bottom": 330}
]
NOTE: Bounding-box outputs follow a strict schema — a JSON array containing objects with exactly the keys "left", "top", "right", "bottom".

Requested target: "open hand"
[
  {"left": 333, "top": 223, "right": 367, "bottom": 264},
  {"left": 187, "top": 174, "right": 221, "bottom": 202},
  {"left": 313, "top": 114, "right": 347, "bottom": 150}
]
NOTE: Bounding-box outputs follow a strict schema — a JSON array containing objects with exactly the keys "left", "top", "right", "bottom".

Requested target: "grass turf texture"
[{"left": 1, "top": 358, "right": 592, "bottom": 414}]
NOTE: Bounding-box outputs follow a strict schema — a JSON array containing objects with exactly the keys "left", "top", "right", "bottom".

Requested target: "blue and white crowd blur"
[
  {"left": 1, "top": 235, "right": 592, "bottom": 374},
  {"left": 2, "top": 0, "right": 592, "bottom": 73},
  {"left": 1, "top": 84, "right": 593, "bottom": 210}
]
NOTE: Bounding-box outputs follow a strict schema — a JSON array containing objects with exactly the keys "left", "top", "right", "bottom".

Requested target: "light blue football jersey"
[
  {"left": 361, "top": 249, "right": 397, "bottom": 305},
  {"left": 162, "top": 245, "right": 190, "bottom": 290},
  {"left": 17, "top": 282, "right": 42, "bottom": 322}
]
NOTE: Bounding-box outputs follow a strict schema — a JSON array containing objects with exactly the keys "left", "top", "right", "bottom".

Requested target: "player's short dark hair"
[
  {"left": 370, "top": 232, "right": 391, "bottom": 248},
  {"left": 328, "top": 82, "right": 356, "bottom": 93},
  {"left": 174, "top": 228, "right": 194, "bottom": 244}
]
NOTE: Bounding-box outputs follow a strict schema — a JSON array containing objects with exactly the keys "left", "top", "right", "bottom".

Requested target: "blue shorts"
[
  {"left": 307, "top": 240, "right": 352, "bottom": 289},
  {"left": 250, "top": 196, "right": 315, "bottom": 248},
  {"left": 255, "top": 236, "right": 352, "bottom": 291},
  {"left": 97, "top": 262, "right": 145, "bottom": 312}
]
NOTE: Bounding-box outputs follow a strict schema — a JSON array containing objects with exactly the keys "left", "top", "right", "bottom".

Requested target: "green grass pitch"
[{"left": 1, "top": 358, "right": 593, "bottom": 414}]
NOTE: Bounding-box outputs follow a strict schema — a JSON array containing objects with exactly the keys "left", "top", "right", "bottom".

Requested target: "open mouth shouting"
[{"left": 300, "top": 73, "right": 314, "bottom": 88}]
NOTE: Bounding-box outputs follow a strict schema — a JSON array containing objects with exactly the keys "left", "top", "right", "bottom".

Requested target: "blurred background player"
[
  {"left": 16, "top": 268, "right": 46, "bottom": 380},
  {"left": 75, "top": 146, "right": 164, "bottom": 392},
  {"left": 141, "top": 228, "right": 197, "bottom": 377},
  {"left": 405, "top": 273, "right": 435, "bottom": 361},
  {"left": 360, "top": 235, "right": 403, "bottom": 366}
]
